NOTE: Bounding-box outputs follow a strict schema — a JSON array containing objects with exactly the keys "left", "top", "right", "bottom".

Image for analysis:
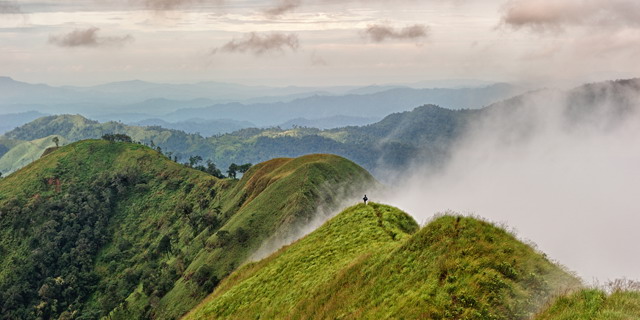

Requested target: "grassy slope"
[
  {"left": 185, "top": 205, "right": 580, "bottom": 320},
  {"left": 0, "top": 114, "right": 209, "bottom": 171},
  {"left": 185, "top": 203, "right": 418, "bottom": 319},
  {"left": 534, "top": 289, "right": 640, "bottom": 320},
  {"left": 0, "top": 140, "right": 374, "bottom": 319},
  {"left": 149, "top": 153, "right": 375, "bottom": 319},
  {"left": 0, "top": 135, "right": 66, "bottom": 174}
]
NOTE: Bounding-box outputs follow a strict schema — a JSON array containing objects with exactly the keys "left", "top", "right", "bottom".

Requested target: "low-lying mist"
[
  {"left": 248, "top": 182, "right": 371, "bottom": 263},
  {"left": 382, "top": 81, "right": 640, "bottom": 283}
]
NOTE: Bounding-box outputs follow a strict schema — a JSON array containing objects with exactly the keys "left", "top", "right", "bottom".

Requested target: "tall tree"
[{"left": 227, "top": 163, "right": 238, "bottom": 179}]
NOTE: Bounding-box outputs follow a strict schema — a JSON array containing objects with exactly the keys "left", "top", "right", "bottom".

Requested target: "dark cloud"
[
  {"left": 502, "top": 0, "right": 640, "bottom": 32},
  {"left": 364, "top": 24, "right": 429, "bottom": 43},
  {"left": 49, "top": 27, "right": 134, "bottom": 48},
  {"left": 0, "top": 1, "right": 21, "bottom": 14},
  {"left": 213, "top": 32, "right": 299, "bottom": 55},
  {"left": 264, "top": 0, "right": 301, "bottom": 17}
]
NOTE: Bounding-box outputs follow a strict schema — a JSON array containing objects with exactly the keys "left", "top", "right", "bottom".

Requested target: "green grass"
[
  {"left": 185, "top": 203, "right": 418, "bottom": 319},
  {"left": 0, "top": 140, "right": 374, "bottom": 319},
  {"left": 185, "top": 206, "right": 580, "bottom": 320},
  {"left": 534, "top": 289, "right": 640, "bottom": 320}
]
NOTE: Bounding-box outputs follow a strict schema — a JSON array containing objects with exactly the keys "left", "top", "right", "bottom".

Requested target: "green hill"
[
  {"left": 0, "top": 140, "right": 374, "bottom": 319},
  {"left": 0, "top": 135, "right": 66, "bottom": 175},
  {"left": 0, "top": 105, "right": 464, "bottom": 175},
  {"left": 185, "top": 204, "right": 580, "bottom": 320},
  {"left": 1, "top": 114, "right": 211, "bottom": 170}
]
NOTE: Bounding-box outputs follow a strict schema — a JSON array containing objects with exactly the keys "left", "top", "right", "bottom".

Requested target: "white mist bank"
[{"left": 383, "top": 86, "right": 640, "bottom": 283}]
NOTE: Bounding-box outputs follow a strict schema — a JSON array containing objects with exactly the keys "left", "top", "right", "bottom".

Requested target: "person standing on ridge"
[{"left": 363, "top": 195, "right": 368, "bottom": 205}]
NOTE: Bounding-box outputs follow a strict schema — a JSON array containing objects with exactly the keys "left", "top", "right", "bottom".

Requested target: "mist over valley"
[{"left": 1, "top": 0, "right": 639, "bottom": 319}]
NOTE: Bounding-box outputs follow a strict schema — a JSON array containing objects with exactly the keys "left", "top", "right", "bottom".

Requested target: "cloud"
[
  {"left": 49, "top": 27, "right": 134, "bottom": 48},
  {"left": 364, "top": 24, "right": 429, "bottom": 43},
  {"left": 212, "top": 32, "right": 299, "bottom": 55},
  {"left": 0, "top": 1, "right": 20, "bottom": 14},
  {"left": 264, "top": 0, "right": 301, "bottom": 17},
  {"left": 382, "top": 80, "right": 640, "bottom": 283},
  {"left": 142, "top": 0, "right": 205, "bottom": 11},
  {"left": 502, "top": 0, "right": 640, "bottom": 32}
]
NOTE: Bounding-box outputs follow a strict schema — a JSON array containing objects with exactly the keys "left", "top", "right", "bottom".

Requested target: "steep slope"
[
  {"left": 0, "top": 140, "right": 374, "bottom": 320},
  {"left": 0, "top": 135, "right": 66, "bottom": 175},
  {"left": 185, "top": 204, "right": 579, "bottom": 320}
]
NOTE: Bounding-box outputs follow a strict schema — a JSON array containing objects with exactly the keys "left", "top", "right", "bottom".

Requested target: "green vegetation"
[
  {"left": 0, "top": 140, "right": 374, "bottom": 319},
  {"left": 0, "top": 105, "right": 468, "bottom": 175},
  {"left": 3, "top": 79, "right": 639, "bottom": 177},
  {"left": 534, "top": 289, "right": 640, "bottom": 320},
  {"left": 1, "top": 114, "right": 210, "bottom": 170},
  {"left": 185, "top": 204, "right": 580, "bottom": 320},
  {"left": 0, "top": 135, "right": 66, "bottom": 175}
]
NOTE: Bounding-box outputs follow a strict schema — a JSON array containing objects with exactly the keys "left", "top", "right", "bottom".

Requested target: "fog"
[
  {"left": 248, "top": 181, "right": 372, "bottom": 262},
  {"left": 382, "top": 83, "right": 640, "bottom": 283}
]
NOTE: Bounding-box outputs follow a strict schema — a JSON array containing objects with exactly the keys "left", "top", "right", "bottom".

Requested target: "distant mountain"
[
  {"left": 165, "top": 83, "right": 522, "bottom": 126},
  {"left": 0, "top": 77, "right": 78, "bottom": 106},
  {"left": 130, "top": 118, "right": 255, "bottom": 137},
  {"left": 0, "top": 77, "right": 354, "bottom": 116},
  {"left": 185, "top": 204, "right": 579, "bottom": 319},
  {"left": 0, "top": 76, "right": 517, "bottom": 124},
  {"left": 279, "top": 115, "right": 381, "bottom": 130},
  {"left": 0, "top": 140, "right": 374, "bottom": 319},
  {"left": 3, "top": 79, "right": 637, "bottom": 178},
  {"left": 0, "top": 111, "right": 48, "bottom": 134}
]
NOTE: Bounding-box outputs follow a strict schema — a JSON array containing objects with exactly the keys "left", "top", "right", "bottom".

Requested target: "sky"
[{"left": 1, "top": 0, "right": 639, "bottom": 86}]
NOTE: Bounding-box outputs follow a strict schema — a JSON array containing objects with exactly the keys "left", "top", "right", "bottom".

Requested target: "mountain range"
[
  {"left": 1, "top": 139, "right": 637, "bottom": 319},
  {"left": 2, "top": 78, "right": 637, "bottom": 179},
  {"left": 0, "top": 76, "right": 523, "bottom": 129},
  {"left": 0, "top": 140, "right": 373, "bottom": 319}
]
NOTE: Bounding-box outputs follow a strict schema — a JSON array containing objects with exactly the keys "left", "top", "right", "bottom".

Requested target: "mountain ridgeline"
[
  {"left": 0, "top": 140, "right": 374, "bottom": 319},
  {"left": 185, "top": 204, "right": 580, "bottom": 319},
  {"left": 2, "top": 78, "right": 639, "bottom": 178},
  {"left": 0, "top": 142, "right": 638, "bottom": 319}
]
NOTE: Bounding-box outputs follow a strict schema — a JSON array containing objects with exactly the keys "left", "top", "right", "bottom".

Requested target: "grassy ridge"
[
  {"left": 185, "top": 203, "right": 418, "bottom": 319},
  {"left": 0, "top": 140, "right": 374, "bottom": 319},
  {"left": 0, "top": 135, "right": 65, "bottom": 175},
  {"left": 185, "top": 205, "right": 580, "bottom": 320}
]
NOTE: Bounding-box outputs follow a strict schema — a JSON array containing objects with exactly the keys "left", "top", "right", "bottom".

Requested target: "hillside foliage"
[{"left": 0, "top": 140, "right": 374, "bottom": 319}]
